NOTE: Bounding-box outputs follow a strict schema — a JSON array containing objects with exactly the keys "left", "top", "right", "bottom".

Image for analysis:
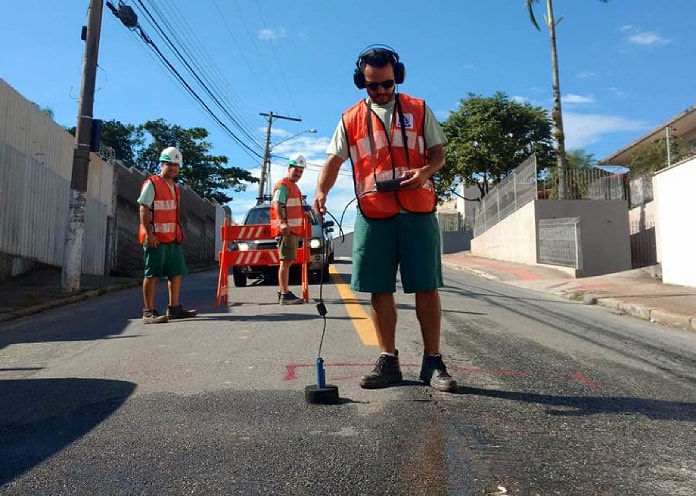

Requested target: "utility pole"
[
  {"left": 257, "top": 111, "right": 301, "bottom": 203},
  {"left": 61, "top": 0, "right": 103, "bottom": 292}
]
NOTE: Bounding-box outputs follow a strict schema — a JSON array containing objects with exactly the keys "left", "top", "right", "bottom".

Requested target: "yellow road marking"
[{"left": 329, "top": 265, "right": 378, "bottom": 346}]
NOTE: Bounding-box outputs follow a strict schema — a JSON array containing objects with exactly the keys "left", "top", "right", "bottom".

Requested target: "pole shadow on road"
[{"left": 458, "top": 386, "right": 696, "bottom": 421}]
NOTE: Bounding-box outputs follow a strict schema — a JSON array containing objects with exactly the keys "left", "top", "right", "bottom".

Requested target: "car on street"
[{"left": 231, "top": 203, "right": 334, "bottom": 286}]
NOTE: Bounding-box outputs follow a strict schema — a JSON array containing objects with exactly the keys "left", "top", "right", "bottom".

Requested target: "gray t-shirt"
[{"left": 326, "top": 96, "right": 446, "bottom": 162}]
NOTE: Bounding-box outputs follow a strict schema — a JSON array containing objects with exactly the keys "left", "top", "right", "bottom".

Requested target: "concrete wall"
[
  {"left": 471, "top": 201, "right": 538, "bottom": 264},
  {"left": 471, "top": 199, "right": 631, "bottom": 277},
  {"left": 536, "top": 200, "right": 631, "bottom": 277},
  {"left": 653, "top": 156, "right": 696, "bottom": 287},
  {"left": 441, "top": 229, "right": 473, "bottom": 254}
]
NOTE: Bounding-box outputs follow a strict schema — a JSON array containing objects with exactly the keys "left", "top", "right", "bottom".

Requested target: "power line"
[
  {"left": 133, "top": 0, "right": 263, "bottom": 150},
  {"left": 145, "top": 0, "right": 260, "bottom": 137}
]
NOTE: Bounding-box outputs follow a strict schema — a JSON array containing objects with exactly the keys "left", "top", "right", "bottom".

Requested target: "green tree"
[
  {"left": 629, "top": 137, "right": 689, "bottom": 174},
  {"left": 566, "top": 148, "right": 595, "bottom": 170},
  {"left": 139, "top": 119, "right": 257, "bottom": 204},
  {"left": 439, "top": 92, "right": 554, "bottom": 200},
  {"left": 541, "top": 148, "right": 597, "bottom": 199},
  {"left": 99, "top": 119, "right": 144, "bottom": 168},
  {"left": 526, "top": 0, "right": 609, "bottom": 199}
]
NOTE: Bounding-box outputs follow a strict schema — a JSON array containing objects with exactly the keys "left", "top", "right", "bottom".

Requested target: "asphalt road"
[{"left": 0, "top": 261, "right": 694, "bottom": 495}]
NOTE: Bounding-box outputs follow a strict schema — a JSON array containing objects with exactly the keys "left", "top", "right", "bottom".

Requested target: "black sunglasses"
[{"left": 365, "top": 79, "right": 395, "bottom": 91}]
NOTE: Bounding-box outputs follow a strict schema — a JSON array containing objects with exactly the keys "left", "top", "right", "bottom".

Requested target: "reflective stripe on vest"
[
  {"left": 343, "top": 93, "right": 436, "bottom": 219},
  {"left": 138, "top": 175, "right": 183, "bottom": 244},
  {"left": 270, "top": 177, "right": 305, "bottom": 236}
]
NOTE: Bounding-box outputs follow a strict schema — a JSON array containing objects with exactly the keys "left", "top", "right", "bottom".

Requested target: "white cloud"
[
  {"left": 562, "top": 93, "right": 595, "bottom": 105},
  {"left": 563, "top": 112, "right": 649, "bottom": 149},
  {"left": 626, "top": 31, "right": 670, "bottom": 47},
  {"left": 575, "top": 71, "right": 596, "bottom": 79},
  {"left": 512, "top": 95, "right": 530, "bottom": 104},
  {"left": 258, "top": 28, "right": 286, "bottom": 41}
]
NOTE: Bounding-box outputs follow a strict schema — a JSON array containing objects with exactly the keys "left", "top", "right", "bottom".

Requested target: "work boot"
[
  {"left": 279, "top": 291, "right": 304, "bottom": 305},
  {"left": 166, "top": 304, "right": 198, "bottom": 319},
  {"left": 143, "top": 308, "right": 168, "bottom": 324},
  {"left": 419, "top": 354, "right": 458, "bottom": 393},
  {"left": 360, "top": 352, "right": 403, "bottom": 389}
]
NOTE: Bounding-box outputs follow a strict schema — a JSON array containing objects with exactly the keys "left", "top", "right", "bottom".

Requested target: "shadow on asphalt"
[
  {"left": 459, "top": 386, "right": 696, "bottom": 421},
  {"left": 0, "top": 378, "right": 136, "bottom": 486}
]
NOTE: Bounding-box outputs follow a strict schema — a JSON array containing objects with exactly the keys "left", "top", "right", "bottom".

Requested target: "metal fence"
[
  {"left": 0, "top": 139, "right": 108, "bottom": 274},
  {"left": 473, "top": 154, "right": 537, "bottom": 236},
  {"left": 474, "top": 155, "right": 630, "bottom": 237},
  {"left": 538, "top": 167, "right": 627, "bottom": 201},
  {"left": 537, "top": 217, "right": 582, "bottom": 269}
]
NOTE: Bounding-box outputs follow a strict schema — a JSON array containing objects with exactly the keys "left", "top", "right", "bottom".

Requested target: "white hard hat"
[
  {"left": 159, "top": 146, "right": 183, "bottom": 165},
  {"left": 288, "top": 154, "right": 306, "bottom": 169}
]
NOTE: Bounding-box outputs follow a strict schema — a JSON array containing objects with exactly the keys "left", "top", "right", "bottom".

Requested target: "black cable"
[{"left": 134, "top": 0, "right": 263, "bottom": 150}]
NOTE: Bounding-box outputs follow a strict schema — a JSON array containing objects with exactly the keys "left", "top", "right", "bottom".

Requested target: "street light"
[
  {"left": 271, "top": 128, "right": 317, "bottom": 151},
  {"left": 257, "top": 128, "right": 318, "bottom": 202}
]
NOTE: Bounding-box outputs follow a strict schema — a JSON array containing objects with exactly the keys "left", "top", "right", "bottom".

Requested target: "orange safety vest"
[
  {"left": 342, "top": 93, "right": 437, "bottom": 219},
  {"left": 138, "top": 175, "right": 183, "bottom": 244},
  {"left": 270, "top": 177, "right": 304, "bottom": 237}
]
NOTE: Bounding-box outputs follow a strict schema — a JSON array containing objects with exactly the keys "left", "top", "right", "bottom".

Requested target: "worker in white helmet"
[{"left": 137, "top": 146, "right": 198, "bottom": 323}]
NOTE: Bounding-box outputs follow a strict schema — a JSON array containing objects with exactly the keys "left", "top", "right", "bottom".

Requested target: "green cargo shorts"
[
  {"left": 277, "top": 234, "right": 299, "bottom": 261},
  {"left": 351, "top": 211, "right": 443, "bottom": 294},
  {"left": 143, "top": 242, "right": 188, "bottom": 278}
]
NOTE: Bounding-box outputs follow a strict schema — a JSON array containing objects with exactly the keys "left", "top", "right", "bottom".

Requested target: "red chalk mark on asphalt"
[{"left": 284, "top": 363, "right": 601, "bottom": 388}]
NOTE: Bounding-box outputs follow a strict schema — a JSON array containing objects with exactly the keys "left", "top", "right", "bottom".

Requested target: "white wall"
[
  {"left": 471, "top": 201, "right": 538, "bottom": 264},
  {"left": 653, "top": 157, "right": 696, "bottom": 287},
  {"left": 471, "top": 199, "right": 631, "bottom": 277}
]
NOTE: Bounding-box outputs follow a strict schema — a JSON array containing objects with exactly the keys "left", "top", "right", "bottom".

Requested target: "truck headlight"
[
  {"left": 237, "top": 242, "right": 251, "bottom": 251},
  {"left": 309, "top": 238, "right": 322, "bottom": 249}
]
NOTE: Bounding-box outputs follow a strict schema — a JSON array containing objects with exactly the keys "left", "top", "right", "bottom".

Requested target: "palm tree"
[{"left": 526, "top": 0, "right": 609, "bottom": 199}]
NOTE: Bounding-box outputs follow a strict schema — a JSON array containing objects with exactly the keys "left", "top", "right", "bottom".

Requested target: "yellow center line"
[{"left": 329, "top": 265, "right": 378, "bottom": 346}]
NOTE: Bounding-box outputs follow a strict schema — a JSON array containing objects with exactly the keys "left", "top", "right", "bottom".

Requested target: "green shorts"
[
  {"left": 143, "top": 242, "right": 188, "bottom": 278},
  {"left": 277, "top": 234, "right": 299, "bottom": 261},
  {"left": 351, "top": 212, "right": 443, "bottom": 293}
]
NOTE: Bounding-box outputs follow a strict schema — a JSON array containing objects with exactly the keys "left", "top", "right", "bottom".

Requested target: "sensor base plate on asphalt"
[{"left": 304, "top": 384, "right": 339, "bottom": 405}]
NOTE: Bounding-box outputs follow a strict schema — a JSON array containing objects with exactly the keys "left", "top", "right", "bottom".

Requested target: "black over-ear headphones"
[{"left": 353, "top": 44, "right": 406, "bottom": 89}]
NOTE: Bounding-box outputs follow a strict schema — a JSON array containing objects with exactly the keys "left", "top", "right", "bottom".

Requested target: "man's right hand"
[
  {"left": 146, "top": 232, "right": 159, "bottom": 248},
  {"left": 312, "top": 194, "right": 327, "bottom": 216}
]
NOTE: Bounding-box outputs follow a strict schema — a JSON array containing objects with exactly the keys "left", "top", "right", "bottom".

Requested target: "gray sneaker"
[
  {"left": 419, "top": 354, "right": 458, "bottom": 393},
  {"left": 360, "top": 352, "right": 403, "bottom": 389},
  {"left": 143, "top": 308, "right": 168, "bottom": 324},
  {"left": 279, "top": 291, "right": 304, "bottom": 305}
]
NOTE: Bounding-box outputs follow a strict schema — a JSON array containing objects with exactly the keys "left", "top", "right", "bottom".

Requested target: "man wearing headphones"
[{"left": 312, "top": 46, "right": 457, "bottom": 393}]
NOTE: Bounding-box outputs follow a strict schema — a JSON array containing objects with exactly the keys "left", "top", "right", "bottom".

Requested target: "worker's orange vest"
[
  {"left": 342, "top": 93, "right": 437, "bottom": 219},
  {"left": 138, "top": 175, "right": 183, "bottom": 244},
  {"left": 270, "top": 177, "right": 304, "bottom": 236}
]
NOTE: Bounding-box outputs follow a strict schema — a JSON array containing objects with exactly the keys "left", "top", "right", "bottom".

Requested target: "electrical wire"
[
  {"left": 110, "top": 2, "right": 264, "bottom": 161},
  {"left": 135, "top": 0, "right": 263, "bottom": 151}
]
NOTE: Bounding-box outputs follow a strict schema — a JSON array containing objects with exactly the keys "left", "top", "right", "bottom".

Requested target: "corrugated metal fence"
[{"left": 0, "top": 140, "right": 108, "bottom": 274}]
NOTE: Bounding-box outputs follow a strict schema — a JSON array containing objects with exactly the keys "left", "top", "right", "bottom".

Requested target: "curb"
[
  {"left": 0, "top": 280, "right": 141, "bottom": 324},
  {"left": 444, "top": 262, "right": 696, "bottom": 334}
]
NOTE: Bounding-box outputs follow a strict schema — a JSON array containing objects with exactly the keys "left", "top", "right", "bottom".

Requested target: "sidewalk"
[
  {"left": 1, "top": 255, "right": 695, "bottom": 334},
  {"left": 441, "top": 251, "right": 696, "bottom": 333},
  {"left": 0, "top": 266, "right": 141, "bottom": 323}
]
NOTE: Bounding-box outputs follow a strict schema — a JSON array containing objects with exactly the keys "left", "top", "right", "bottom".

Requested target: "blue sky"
[{"left": 1, "top": 0, "right": 693, "bottom": 231}]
